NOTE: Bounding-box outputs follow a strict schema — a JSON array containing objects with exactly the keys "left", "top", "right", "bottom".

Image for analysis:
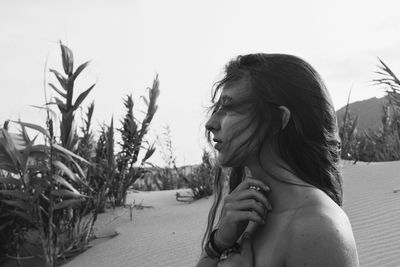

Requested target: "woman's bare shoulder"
[{"left": 284, "top": 199, "right": 359, "bottom": 267}]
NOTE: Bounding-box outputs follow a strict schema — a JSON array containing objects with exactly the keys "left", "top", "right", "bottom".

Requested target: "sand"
[
  {"left": 342, "top": 161, "right": 400, "bottom": 267},
  {"left": 63, "top": 161, "right": 400, "bottom": 267}
]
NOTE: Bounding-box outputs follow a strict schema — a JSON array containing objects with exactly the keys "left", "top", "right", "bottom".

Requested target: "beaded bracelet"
[
  {"left": 220, "top": 242, "right": 241, "bottom": 261},
  {"left": 204, "top": 229, "right": 240, "bottom": 260}
]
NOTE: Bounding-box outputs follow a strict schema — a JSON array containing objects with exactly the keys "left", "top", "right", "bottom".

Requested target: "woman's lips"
[
  {"left": 213, "top": 138, "right": 223, "bottom": 150},
  {"left": 214, "top": 142, "right": 223, "bottom": 150}
]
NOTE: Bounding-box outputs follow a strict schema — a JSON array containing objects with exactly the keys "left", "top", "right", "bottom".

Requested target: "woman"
[{"left": 196, "top": 54, "right": 359, "bottom": 267}]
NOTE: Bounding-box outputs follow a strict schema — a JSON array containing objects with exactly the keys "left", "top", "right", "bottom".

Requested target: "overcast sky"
[{"left": 1, "top": 0, "right": 400, "bottom": 166}]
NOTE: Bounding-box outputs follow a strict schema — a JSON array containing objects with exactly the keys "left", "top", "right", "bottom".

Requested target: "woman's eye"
[
  {"left": 212, "top": 99, "right": 233, "bottom": 114},
  {"left": 212, "top": 105, "right": 223, "bottom": 115},
  {"left": 217, "top": 104, "right": 230, "bottom": 112}
]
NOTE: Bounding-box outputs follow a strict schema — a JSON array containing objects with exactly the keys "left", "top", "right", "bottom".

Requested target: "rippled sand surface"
[{"left": 64, "top": 161, "right": 400, "bottom": 267}]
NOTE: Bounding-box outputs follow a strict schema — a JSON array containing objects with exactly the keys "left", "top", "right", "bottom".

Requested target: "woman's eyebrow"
[{"left": 220, "top": 95, "right": 233, "bottom": 103}]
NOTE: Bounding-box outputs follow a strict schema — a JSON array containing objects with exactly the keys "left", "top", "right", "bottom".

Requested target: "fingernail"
[
  {"left": 243, "top": 232, "right": 251, "bottom": 239},
  {"left": 264, "top": 185, "right": 270, "bottom": 191},
  {"left": 268, "top": 204, "right": 272, "bottom": 210}
]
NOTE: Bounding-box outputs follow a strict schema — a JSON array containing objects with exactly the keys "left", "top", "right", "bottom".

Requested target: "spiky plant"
[
  {"left": 347, "top": 58, "right": 400, "bottom": 162},
  {"left": 374, "top": 58, "right": 400, "bottom": 107},
  {"left": 111, "top": 76, "right": 160, "bottom": 206},
  {"left": 338, "top": 88, "right": 359, "bottom": 161},
  {"left": 48, "top": 42, "right": 95, "bottom": 152},
  {"left": 176, "top": 150, "right": 216, "bottom": 201},
  {"left": 148, "top": 125, "right": 185, "bottom": 191},
  {"left": 89, "top": 119, "right": 116, "bottom": 213},
  {"left": 77, "top": 102, "right": 95, "bottom": 161},
  {"left": 0, "top": 121, "right": 90, "bottom": 267},
  {"left": 371, "top": 58, "right": 400, "bottom": 160}
]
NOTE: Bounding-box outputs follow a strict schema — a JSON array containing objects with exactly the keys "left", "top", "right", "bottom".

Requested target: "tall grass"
[
  {"left": 0, "top": 42, "right": 160, "bottom": 266},
  {"left": 49, "top": 42, "right": 95, "bottom": 152},
  {"left": 0, "top": 120, "right": 90, "bottom": 267},
  {"left": 111, "top": 83, "right": 159, "bottom": 206},
  {"left": 339, "top": 89, "right": 359, "bottom": 160},
  {"left": 339, "top": 58, "right": 400, "bottom": 162}
]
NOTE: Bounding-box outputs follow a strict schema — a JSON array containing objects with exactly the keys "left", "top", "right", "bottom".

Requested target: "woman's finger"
[
  {"left": 231, "top": 210, "right": 265, "bottom": 224},
  {"left": 231, "top": 177, "right": 270, "bottom": 194},
  {"left": 228, "top": 199, "right": 267, "bottom": 219},
  {"left": 233, "top": 189, "right": 272, "bottom": 211}
]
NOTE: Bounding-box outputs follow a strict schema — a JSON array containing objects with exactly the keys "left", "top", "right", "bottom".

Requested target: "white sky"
[{"left": 1, "top": 0, "right": 400, "bottom": 166}]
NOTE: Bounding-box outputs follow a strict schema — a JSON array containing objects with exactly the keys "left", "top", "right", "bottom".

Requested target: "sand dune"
[
  {"left": 342, "top": 161, "right": 400, "bottom": 267},
  {"left": 64, "top": 161, "right": 400, "bottom": 267}
]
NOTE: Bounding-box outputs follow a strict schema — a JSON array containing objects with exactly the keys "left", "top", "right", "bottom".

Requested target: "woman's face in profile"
[{"left": 206, "top": 80, "right": 259, "bottom": 166}]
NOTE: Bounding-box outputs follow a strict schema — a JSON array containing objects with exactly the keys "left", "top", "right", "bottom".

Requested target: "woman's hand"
[
  {"left": 214, "top": 177, "right": 272, "bottom": 250},
  {"left": 218, "top": 232, "right": 254, "bottom": 267}
]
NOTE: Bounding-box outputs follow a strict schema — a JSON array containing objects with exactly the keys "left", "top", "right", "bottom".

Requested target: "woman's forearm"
[{"left": 195, "top": 251, "right": 220, "bottom": 267}]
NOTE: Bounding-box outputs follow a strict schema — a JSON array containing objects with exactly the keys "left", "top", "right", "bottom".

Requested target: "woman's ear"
[{"left": 278, "top": 106, "right": 290, "bottom": 130}]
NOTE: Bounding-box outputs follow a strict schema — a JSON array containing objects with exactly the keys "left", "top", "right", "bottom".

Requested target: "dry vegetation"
[
  {"left": 0, "top": 42, "right": 216, "bottom": 267},
  {"left": 339, "top": 58, "right": 400, "bottom": 162},
  {"left": 0, "top": 43, "right": 164, "bottom": 267}
]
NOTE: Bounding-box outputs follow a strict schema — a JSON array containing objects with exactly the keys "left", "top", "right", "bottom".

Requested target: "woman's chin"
[
  {"left": 217, "top": 152, "right": 244, "bottom": 168},
  {"left": 216, "top": 152, "right": 230, "bottom": 167}
]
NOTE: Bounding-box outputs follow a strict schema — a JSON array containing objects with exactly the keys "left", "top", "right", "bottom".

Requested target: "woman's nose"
[{"left": 205, "top": 115, "right": 220, "bottom": 132}]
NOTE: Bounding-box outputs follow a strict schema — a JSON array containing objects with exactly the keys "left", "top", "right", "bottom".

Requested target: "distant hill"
[{"left": 336, "top": 96, "right": 390, "bottom": 133}]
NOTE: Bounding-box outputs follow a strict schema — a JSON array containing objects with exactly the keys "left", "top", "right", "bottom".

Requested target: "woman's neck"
[{"left": 245, "top": 153, "right": 314, "bottom": 214}]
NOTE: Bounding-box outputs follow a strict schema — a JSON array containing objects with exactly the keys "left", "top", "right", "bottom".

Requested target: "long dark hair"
[{"left": 201, "top": 53, "right": 343, "bottom": 251}]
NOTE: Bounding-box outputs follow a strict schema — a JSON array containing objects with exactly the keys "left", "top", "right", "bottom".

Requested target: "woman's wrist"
[
  {"left": 213, "top": 229, "right": 234, "bottom": 251},
  {"left": 202, "top": 229, "right": 241, "bottom": 264}
]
